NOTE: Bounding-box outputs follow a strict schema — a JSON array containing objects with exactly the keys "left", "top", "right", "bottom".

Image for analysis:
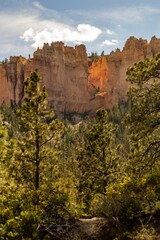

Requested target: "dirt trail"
[{"left": 73, "top": 217, "right": 108, "bottom": 239}]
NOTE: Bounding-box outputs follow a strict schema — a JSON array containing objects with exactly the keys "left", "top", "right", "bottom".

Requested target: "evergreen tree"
[
  {"left": 14, "top": 69, "right": 63, "bottom": 192},
  {"left": 126, "top": 53, "right": 160, "bottom": 174},
  {"left": 78, "top": 108, "right": 121, "bottom": 208},
  {"left": 0, "top": 112, "right": 9, "bottom": 190},
  {"left": 0, "top": 70, "right": 72, "bottom": 239},
  {"left": 0, "top": 101, "right": 19, "bottom": 138}
]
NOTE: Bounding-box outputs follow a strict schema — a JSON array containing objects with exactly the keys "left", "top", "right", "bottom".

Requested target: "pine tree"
[
  {"left": 0, "top": 112, "right": 9, "bottom": 191},
  {"left": 15, "top": 69, "right": 63, "bottom": 192},
  {"left": 0, "top": 70, "right": 72, "bottom": 239},
  {"left": 78, "top": 108, "right": 121, "bottom": 208},
  {"left": 126, "top": 53, "right": 160, "bottom": 174}
]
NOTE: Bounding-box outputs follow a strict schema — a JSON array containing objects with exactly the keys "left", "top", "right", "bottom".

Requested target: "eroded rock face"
[
  {"left": 24, "top": 42, "right": 93, "bottom": 114},
  {"left": 0, "top": 42, "right": 99, "bottom": 114},
  {"left": 0, "top": 56, "right": 26, "bottom": 105},
  {"left": 88, "top": 36, "right": 160, "bottom": 109},
  {"left": 88, "top": 56, "right": 108, "bottom": 93},
  {"left": 0, "top": 36, "right": 160, "bottom": 114}
]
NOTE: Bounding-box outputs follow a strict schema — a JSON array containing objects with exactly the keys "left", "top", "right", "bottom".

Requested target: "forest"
[{"left": 0, "top": 54, "right": 160, "bottom": 239}]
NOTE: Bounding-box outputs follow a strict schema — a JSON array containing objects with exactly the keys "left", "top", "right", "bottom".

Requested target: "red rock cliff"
[
  {"left": 24, "top": 42, "right": 94, "bottom": 114},
  {"left": 0, "top": 36, "right": 160, "bottom": 114},
  {"left": 0, "top": 42, "right": 102, "bottom": 114},
  {"left": 88, "top": 36, "right": 160, "bottom": 109}
]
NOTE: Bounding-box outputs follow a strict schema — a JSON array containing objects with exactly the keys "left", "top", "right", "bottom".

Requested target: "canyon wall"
[
  {"left": 0, "top": 36, "right": 160, "bottom": 115},
  {"left": 89, "top": 36, "right": 160, "bottom": 109}
]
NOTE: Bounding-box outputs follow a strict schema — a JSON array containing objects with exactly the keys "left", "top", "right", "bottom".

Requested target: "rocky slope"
[{"left": 0, "top": 36, "right": 160, "bottom": 115}]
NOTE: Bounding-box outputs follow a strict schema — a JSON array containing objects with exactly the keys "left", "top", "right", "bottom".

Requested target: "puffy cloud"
[
  {"left": 101, "top": 39, "right": 119, "bottom": 46},
  {"left": 21, "top": 24, "right": 102, "bottom": 48},
  {"left": 22, "top": 28, "right": 35, "bottom": 42},
  {"left": 106, "top": 29, "right": 114, "bottom": 35}
]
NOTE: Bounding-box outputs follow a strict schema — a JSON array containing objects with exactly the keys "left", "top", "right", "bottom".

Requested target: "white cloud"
[
  {"left": 106, "top": 29, "right": 114, "bottom": 35},
  {"left": 101, "top": 39, "right": 119, "bottom": 46},
  {"left": 22, "top": 28, "right": 35, "bottom": 42},
  {"left": 21, "top": 24, "right": 102, "bottom": 48},
  {"left": 112, "top": 39, "right": 119, "bottom": 43},
  {"left": 32, "top": 1, "right": 46, "bottom": 11}
]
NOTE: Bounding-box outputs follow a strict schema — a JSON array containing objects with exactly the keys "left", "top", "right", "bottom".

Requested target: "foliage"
[
  {"left": 0, "top": 70, "right": 70, "bottom": 239},
  {"left": 0, "top": 102, "right": 19, "bottom": 138},
  {"left": 101, "top": 50, "right": 105, "bottom": 56},
  {"left": 90, "top": 51, "right": 99, "bottom": 62},
  {"left": 0, "top": 190, "right": 41, "bottom": 239},
  {"left": 0, "top": 113, "right": 8, "bottom": 160},
  {"left": 78, "top": 108, "right": 122, "bottom": 211},
  {"left": 0, "top": 184, "right": 71, "bottom": 239},
  {"left": 108, "top": 101, "right": 131, "bottom": 158},
  {"left": 126, "top": 53, "right": 160, "bottom": 174},
  {"left": 14, "top": 69, "right": 63, "bottom": 191},
  {"left": 93, "top": 172, "right": 160, "bottom": 239}
]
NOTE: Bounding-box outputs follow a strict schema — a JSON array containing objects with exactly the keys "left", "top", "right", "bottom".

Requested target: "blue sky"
[{"left": 0, "top": 0, "right": 160, "bottom": 60}]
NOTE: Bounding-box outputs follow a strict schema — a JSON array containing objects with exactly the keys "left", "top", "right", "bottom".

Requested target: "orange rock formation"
[
  {"left": 0, "top": 36, "right": 160, "bottom": 114},
  {"left": 89, "top": 36, "right": 160, "bottom": 109}
]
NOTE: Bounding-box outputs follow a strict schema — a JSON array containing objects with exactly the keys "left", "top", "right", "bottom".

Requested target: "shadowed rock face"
[
  {"left": 0, "top": 56, "right": 27, "bottom": 106},
  {"left": 0, "top": 36, "right": 160, "bottom": 114}
]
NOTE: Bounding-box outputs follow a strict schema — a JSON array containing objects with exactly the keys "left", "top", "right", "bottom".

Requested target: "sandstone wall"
[
  {"left": 0, "top": 36, "right": 160, "bottom": 114},
  {"left": 24, "top": 42, "right": 93, "bottom": 113},
  {"left": 0, "top": 43, "right": 96, "bottom": 114},
  {"left": 0, "top": 56, "right": 26, "bottom": 105},
  {"left": 88, "top": 36, "right": 160, "bottom": 109}
]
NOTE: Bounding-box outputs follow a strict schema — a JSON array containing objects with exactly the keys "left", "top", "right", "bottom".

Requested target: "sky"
[{"left": 0, "top": 0, "right": 160, "bottom": 60}]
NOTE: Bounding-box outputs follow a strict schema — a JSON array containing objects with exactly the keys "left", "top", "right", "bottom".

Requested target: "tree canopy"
[{"left": 127, "top": 53, "right": 160, "bottom": 173}]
